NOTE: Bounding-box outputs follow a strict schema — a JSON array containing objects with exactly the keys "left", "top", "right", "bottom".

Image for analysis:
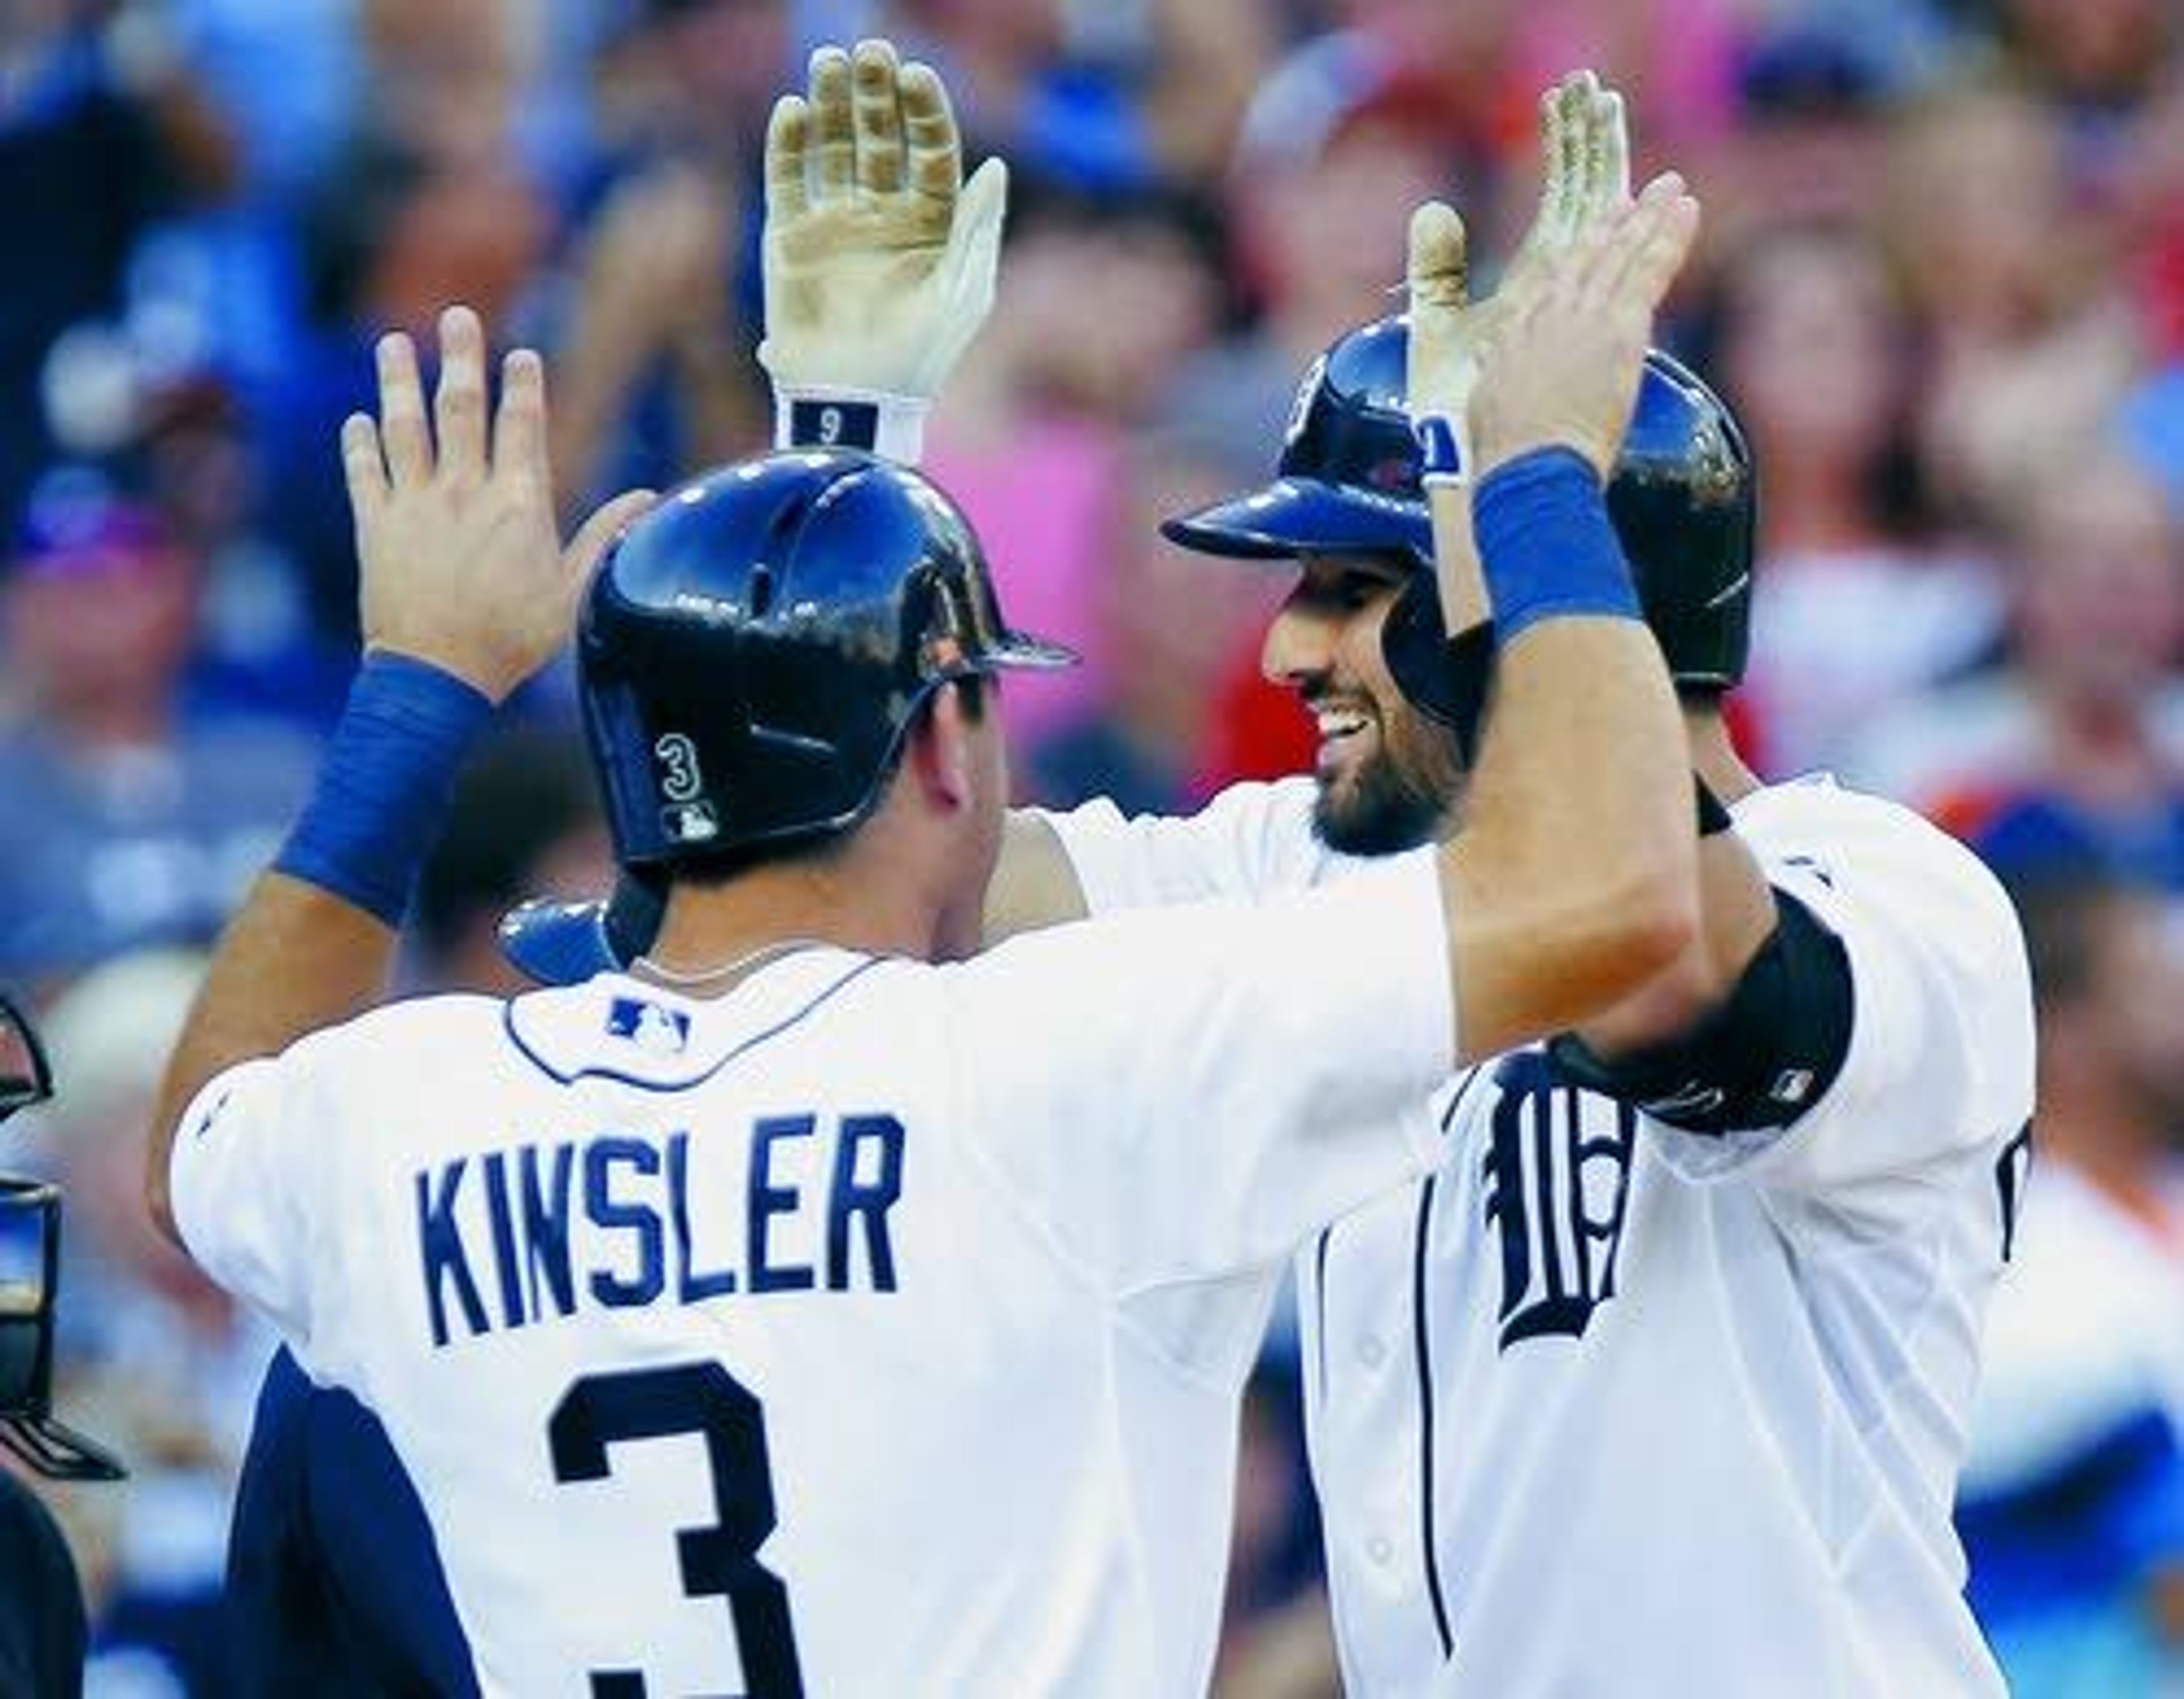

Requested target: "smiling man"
[{"left": 217, "top": 49, "right": 2035, "bottom": 1697}]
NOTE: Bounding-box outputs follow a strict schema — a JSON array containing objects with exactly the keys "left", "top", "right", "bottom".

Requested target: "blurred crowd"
[{"left": 1, "top": 0, "right": 2181, "bottom": 1693}]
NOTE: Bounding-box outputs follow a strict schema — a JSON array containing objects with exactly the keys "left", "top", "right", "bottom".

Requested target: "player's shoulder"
[
  {"left": 187, "top": 992, "right": 511, "bottom": 1161},
  {"left": 1042, "top": 775, "right": 1319, "bottom": 840},
  {"left": 505, "top": 952, "right": 894, "bottom": 1088},
  {"left": 1036, "top": 774, "right": 1338, "bottom": 905},
  {"left": 1197, "top": 773, "right": 1322, "bottom": 827},
  {"left": 1736, "top": 774, "right": 2020, "bottom": 936},
  {"left": 1739, "top": 777, "right": 2034, "bottom": 1099},
  {"left": 1196, "top": 775, "right": 1356, "bottom": 886},
  {"left": 275, "top": 989, "right": 510, "bottom": 1080}
]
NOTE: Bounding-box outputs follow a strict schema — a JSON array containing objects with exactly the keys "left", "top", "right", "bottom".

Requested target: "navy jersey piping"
[
  {"left": 500, "top": 958, "right": 884, "bottom": 1089},
  {"left": 1312, "top": 1228, "right": 1333, "bottom": 1407},
  {"left": 1417, "top": 1065, "right": 1483, "bottom": 1659},
  {"left": 1413, "top": 1174, "right": 1453, "bottom": 1657}
]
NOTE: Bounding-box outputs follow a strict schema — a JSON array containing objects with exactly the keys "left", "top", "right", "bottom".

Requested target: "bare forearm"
[
  {"left": 1426, "top": 172, "right": 1709, "bottom": 1060},
  {"left": 146, "top": 873, "right": 395, "bottom": 1240},
  {"left": 1575, "top": 826, "right": 1776, "bottom": 1056},
  {"left": 1445, "top": 619, "right": 1695, "bottom": 1057},
  {"left": 1480, "top": 624, "right": 1693, "bottom": 917}
]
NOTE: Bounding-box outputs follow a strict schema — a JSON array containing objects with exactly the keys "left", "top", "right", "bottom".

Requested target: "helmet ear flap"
[
  {"left": 1380, "top": 573, "right": 1495, "bottom": 766},
  {"left": 1613, "top": 350, "right": 1757, "bottom": 691}
]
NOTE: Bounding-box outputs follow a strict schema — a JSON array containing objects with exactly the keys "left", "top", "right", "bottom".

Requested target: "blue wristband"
[
  {"left": 273, "top": 653, "right": 495, "bottom": 926},
  {"left": 1473, "top": 446, "right": 1643, "bottom": 644}
]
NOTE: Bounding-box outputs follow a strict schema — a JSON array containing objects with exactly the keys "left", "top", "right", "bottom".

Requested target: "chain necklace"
[{"left": 630, "top": 936, "right": 835, "bottom": 991}]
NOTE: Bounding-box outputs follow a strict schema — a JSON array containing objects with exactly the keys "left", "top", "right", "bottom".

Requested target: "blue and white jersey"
[
  {"left": 171, "top": 866, "right": 1451, "bottom": 1698},
  {"left": 1050, "top": 773, "right": 2037, "bottom": 1698}
]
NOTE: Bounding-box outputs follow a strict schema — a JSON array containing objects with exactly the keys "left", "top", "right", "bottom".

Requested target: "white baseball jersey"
[
  {"left": 1048, "top": 772, "right": 2037, "bottom": 1698},
  {"left": 169, "top": 865, "right": 1453, "bottom": 1697}
]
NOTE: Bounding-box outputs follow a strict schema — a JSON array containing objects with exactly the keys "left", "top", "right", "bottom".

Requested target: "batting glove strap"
[
  {"left": 774, "top": 385, "right": 930, "bottom": 465},
  {"left": 1412, "top": 413, "right": 1466, "bottom": 488}
]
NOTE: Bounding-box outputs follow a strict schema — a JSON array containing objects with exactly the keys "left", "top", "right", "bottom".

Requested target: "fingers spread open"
[
  {"left": 434, "top": 305, "right": 487, "bottom": 482},
  {"left": 340, "top": 413, "right": 387, "bottom": 523},
  {"left": 809, "top": 47, "right": 855, "bottom": 201},
  {"left": 375, "top": 331, "right": 431, "bottom": 484},
  {"left": 494, "top": 348, "right": 548, "bottom": 485},
  {"left": 851, "top": 38, "right": 905, "bottom": 197},
  {"left": 765, "top": 94, "right": 812, "bottom": 222},
  {"left": 900, "top": 60, "right": 963, "bottom": 202}
]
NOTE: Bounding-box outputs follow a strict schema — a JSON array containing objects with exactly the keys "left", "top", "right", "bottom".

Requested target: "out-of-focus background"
[{"left": 0, "top": 0, "right": 2179, "bottom": 1693}]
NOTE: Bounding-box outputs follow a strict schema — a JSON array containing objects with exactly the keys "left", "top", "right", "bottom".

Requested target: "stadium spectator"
[
  {"left": 1846, "top": 449, "right": 2184, "bottom": 900},
  {"left": 1958, "top": 856, "right": 2184, "bottom": 1697},
  {"left": 0, "top": 464, "right": 316, "bottom": 984},
  {"left": 1715, "top": 217, "right": 2007, "bottom": 776}
]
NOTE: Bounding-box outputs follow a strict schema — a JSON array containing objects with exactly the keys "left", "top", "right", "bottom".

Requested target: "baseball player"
[
  {"left": 1008, "top": 104, "right": 2029, "bottom": 1699},
  {"left": 516, "top": 53, "right": 2036, "bottom": 1695},
  {"left": 146, "top": 155, "right": 1714, "bottom": 1697}
]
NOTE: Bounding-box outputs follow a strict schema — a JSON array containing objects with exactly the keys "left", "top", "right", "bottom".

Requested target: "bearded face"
[{"left": 1261, "top": 556, "right": 1465, "bottom": 857}]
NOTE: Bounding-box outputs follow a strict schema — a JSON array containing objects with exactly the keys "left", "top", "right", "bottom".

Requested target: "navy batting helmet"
[
  {"left": 579, "top": 449, "right": 1074, "bottom": 870},
  {"left": 1163, "top": 314, "right": 1757, "bottom": 693}
]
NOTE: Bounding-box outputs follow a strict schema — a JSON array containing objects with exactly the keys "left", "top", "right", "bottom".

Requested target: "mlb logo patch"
[{"left": 606, "top": 997, "right": 690, "bottom": 1055}]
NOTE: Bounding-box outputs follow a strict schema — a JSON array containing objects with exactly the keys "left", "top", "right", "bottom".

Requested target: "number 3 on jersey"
[{"left": 550, "top": 1361, "right": 804, "bottom": 1697}]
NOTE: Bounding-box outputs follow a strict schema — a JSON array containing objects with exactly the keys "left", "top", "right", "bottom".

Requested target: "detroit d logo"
[{"left": 1481, "top": 1051, "right": 1637, "bottom": 1349}]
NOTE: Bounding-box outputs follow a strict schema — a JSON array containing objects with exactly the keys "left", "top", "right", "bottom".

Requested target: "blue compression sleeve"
[
  {"left": 272, "top": 653, "right": 494, "bottom": 927},
  {"left": 1472, "top": 446, "right": 1643, "bottom": 643}
]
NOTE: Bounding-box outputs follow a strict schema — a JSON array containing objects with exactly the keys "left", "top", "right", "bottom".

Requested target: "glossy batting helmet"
[
  {"left": 1163, "top": 313, "right": 1757, "bottom": 692},
  {"left": 579, "top": 449, "right": 1074, "bottom": 869}
]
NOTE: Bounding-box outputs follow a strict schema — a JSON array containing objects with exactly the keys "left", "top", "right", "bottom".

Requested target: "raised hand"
[
  {"left": 341, "top": 306, "right": 653, "bottom": 703},
  {"left": 1466, "top": 174, "right": 1703, "bottom": 482},
  {"left": 760, "top": 38, "right": 1008, "bottom": 402},
  {"left": 1502, "top": 71, "right": 1630, "bottom": 298},
  {"left": 1405, "top": 70, "right": 1629, "bottom": 467}
]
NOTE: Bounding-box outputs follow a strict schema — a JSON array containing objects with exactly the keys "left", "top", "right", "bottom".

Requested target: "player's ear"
[{"left": 907, "top": 682, "right": 978, "bottom": 815}]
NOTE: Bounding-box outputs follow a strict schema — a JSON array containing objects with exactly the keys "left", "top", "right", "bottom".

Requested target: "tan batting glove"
[
  {"left": 1406, "top": 71, "right": 1629, "bottom": 482},
  {"left": 1502, "top": 70, "right": 1631, "bottom": 301},
  {"left": 760, "top": 38, "right": 1007, "bottom": 461},
  {"left": 1466, "top": 173, "right": 1703, "bottom": 483}
]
